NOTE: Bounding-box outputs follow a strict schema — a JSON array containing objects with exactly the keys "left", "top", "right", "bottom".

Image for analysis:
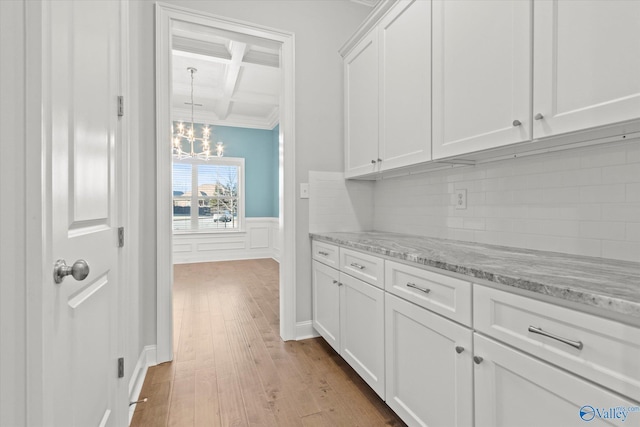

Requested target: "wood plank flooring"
[{"left": 130, "top": 259, "right": 406, "bottom": 427}]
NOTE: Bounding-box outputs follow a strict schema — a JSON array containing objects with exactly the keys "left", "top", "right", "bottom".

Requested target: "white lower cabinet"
[
  {"left": 340, "top": 273, "right": 385, "bottom": 398},
  {"left": 385, "top": 293, "right": 473, "bottom": 427},
  {"left": 311, "top": 260, "right": 341, "bottom": 352},
  {"left": 474, "top": 333, "right": 639, "bottom": 427},
  {"left": 313, "top": 241, "right": 640, "bottom": 427},
  {"left": 311, "top": 252, "right": 385, "bottom": 398}
]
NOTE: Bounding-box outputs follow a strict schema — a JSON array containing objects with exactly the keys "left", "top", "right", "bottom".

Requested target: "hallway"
[{"left": 130, "top": 259, "right": 405, "bottom": 426}]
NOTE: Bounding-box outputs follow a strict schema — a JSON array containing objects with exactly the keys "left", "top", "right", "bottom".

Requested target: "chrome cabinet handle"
[
  {"left": 534, "top": 113, "right": 544, "bottom": 120},
  {"left": 350, "top": 263, "right": 365, "bottom": 270},
  {"left": 54, "top": 259, "right": 90, "bottom": 284},
  {"left": 455, "top": 346, "right": 464, "bottom": 354},
  {"left": 512, "top": 119, "right": 522, "bottom": 126},
  {"left": 318, "top": 251, "right": 329, "bottom": 256},
  {"left": 406, "top": 282, "right": 431, "bottom": 294},
  {"left": 528, "top": 326, "right": 583, "bottom": 350},
  {"left": 473, "top": 356, "right": 483, "bottom": 364}
]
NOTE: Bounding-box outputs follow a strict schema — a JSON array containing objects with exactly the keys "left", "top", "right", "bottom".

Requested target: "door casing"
[{"left": 155, "top": 2, "right": 297, "bottom": 364}]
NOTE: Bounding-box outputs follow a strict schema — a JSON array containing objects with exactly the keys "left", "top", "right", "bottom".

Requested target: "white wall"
[
  {"left": 173, "top": 218, "right": 281, "bottom": 263},
  {"left": 0, "top": 2, "right": 27, "bottom": 424},
  {"left": 373, "top": 139, "right": 640, "bottom": 262},
  {"left": 129, "top": 1, "right": 371, "bottom": 345}
]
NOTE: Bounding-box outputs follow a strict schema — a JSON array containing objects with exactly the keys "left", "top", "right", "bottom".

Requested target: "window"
[{"left": 172, "top": 157, "right": 244, "bottom": 232}]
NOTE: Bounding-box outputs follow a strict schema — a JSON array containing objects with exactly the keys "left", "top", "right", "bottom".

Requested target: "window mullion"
[{"left": 191, "top": 163, "right": 198, "bottom": 228}]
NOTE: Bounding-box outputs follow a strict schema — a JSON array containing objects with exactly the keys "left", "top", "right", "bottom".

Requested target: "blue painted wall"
[{"left": 174, "top": 123, "right": 279, "bottom": 217}]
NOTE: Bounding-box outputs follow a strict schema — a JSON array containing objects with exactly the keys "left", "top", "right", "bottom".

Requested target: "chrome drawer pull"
[
  {"left": 350, "top": 262, "right": 365, "bottom": 270},
  {"left": 528, "top": 326, "right": 583, "bottom": 350},
  {"left": 406, "top": 282, "right": 431, "bottom": 294},
  {"left": 318, "top": 251, "right": 329, "bottom": 256}
]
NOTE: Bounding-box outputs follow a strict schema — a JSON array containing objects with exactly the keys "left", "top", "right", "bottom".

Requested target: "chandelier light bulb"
[{"left": 172, "top": 67, "right": 223, "bottom": 160}]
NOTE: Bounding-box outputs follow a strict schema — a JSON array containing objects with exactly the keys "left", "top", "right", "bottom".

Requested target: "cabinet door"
[
  {"left": 385, "top": 293, "right": 473, "bottom": 427},
  {"left": 340, "top": 273, "right": 385, "bottom": 398},
  {"left": 345, "top": 29, "right": 379, "bottom": 178},
  {"left": 432, "top": 0, "right": 532, "bottom": 159},
  {"left": 312, "top": 260, "right": 340, "bottom": 352},
  {"left": 474, "top": 334, "right": 640, "bottom": 427},
  {"left": 533, "top": 1, "right": 640, "bottom": 139},
  {"left": 379, "top": 0, "right": 431, "bottom": 170}
]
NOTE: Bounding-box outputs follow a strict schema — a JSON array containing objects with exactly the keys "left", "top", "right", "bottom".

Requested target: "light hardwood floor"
[{"left": 131, "top": 259, "right": 406, "bottom": 427}]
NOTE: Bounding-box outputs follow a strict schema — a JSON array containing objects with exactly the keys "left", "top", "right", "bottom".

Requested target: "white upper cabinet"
[
  {"left": 533, "top": 1, "right": 640, "bottom": 138},
  {"left": 378, "top": 0, "right": 432, "bottom": 170},
  {"left": 432, "top": 0, "right": 532, "bottom": 159},
  {"left": 344, "top": 0, "right": 431, "bottom": 178},
  {"left": 345, "top": 29, "right": 379, "bottom": 178}
]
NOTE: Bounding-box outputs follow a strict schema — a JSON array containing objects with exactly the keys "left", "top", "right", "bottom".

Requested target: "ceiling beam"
[{"left": 215, "top": 41, "right": 247, "bottom": 121}]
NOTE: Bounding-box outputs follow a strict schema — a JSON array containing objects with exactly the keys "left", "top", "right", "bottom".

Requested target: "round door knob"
[
  {"left": 455, "top": 346, "right": 465, "bottom": 354},
  {"left": 371, "top": 160, "right": 377, "bottom": 164},
  {"left": 473, "top": 356, "right": 484, "bottom": 364},
  {"left": 54, "top": 259, "right": 90, "bottom": 284},
  {"left": 534, "top": 113, "right": 544, "bottom": 120},
  {"left": 512, "top": 120, "right": 522, "bottom": 127}
]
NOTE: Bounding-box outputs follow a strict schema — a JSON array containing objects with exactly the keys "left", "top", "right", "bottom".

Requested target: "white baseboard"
[
  {"left": 295, "top": 321, "right": 320, "bottom": 340},
  {"left": 128, "top": 345, "right": 157, "bottom": 425}
]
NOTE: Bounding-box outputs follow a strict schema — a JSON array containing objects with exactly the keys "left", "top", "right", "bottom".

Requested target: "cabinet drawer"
[
  {"left": 474, "top": 285, "right": 640, "bottom": 402},
  {"left": 312, "top": 240, "right": 339, "bottom": 268},
  {"left": 385, "top": 260, "right": 472, "bottom": 326},
  {"left": 339, "top": 247, "right": 384, "bottom": 289}
]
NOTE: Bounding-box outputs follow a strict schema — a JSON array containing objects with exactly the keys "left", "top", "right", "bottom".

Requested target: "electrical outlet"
[{"left": 455, "top": 189, "right": 467, "bottom": 210}]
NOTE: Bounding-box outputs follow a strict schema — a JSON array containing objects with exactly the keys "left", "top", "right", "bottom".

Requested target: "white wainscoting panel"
[
  {"left": 250, "top": 227, "right": 270, "bottom": 249},
  {"left": 173, "top": 218, "right": 280, "bottom": 264}
]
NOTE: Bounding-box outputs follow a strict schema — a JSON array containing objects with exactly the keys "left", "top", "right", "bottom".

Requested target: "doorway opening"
[{"left": 156, "top": 4, "right": 296, "bottom": 364}]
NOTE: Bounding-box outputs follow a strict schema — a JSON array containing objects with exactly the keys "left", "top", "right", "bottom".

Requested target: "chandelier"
[{"left": 173, "top": 67, "right": 224, "bottom": 160}]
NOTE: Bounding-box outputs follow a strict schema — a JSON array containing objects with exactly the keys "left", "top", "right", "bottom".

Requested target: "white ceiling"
[{"left": 171, "top": 21, "right": 281, "bottom": 130}]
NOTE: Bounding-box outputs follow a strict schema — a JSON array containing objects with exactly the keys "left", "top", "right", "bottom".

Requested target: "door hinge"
[
  {"left": 118, "top": 227, "right": 124, "bottom": 248},
  {"left": 117, "top": 95, "right": 124, "bottom": 117},
  {"left": 118, "top": 357, "right": 124, "bottom": 378}
]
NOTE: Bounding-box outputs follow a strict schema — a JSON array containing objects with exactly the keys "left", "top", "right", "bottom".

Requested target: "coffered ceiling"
[{"left": 171, "top": 21, "right": 281, "bottom": 130}]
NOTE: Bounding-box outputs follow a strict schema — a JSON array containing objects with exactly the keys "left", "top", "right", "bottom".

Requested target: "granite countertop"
[{"left": 310, "top": 231, "right": 640, "bottom": 322}]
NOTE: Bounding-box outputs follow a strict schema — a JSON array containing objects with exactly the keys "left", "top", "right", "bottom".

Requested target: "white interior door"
[{"left": 46, "top": 1, "right": 122, "bottom": 425}]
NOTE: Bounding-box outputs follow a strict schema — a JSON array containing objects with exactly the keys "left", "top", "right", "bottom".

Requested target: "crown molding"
[{"left": 339, "top": 0, "right": 398, "bottom": 58}]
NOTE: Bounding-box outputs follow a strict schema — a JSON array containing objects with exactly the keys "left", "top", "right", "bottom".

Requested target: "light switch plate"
[
  {"left": 455, "top": 189, "right": 467, "bottom": 210},
  {"left": 300, "top": 183, "right": 309, "bottom": 199}
]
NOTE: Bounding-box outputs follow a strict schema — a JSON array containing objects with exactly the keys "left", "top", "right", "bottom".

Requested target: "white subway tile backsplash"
[
  {"left": 626, "top": 182, "right": 640, "bottom": 202},
  {"left": 308, "top": 141, "right": 638, "bottom": 263},
  {"left": 602, "top": 164, "right": 640, "bottom": 184},
  {"left": 602, "top": 240, "right": 640, "bottom": 262},
  {"left": 579, "top": 221, "right": 626, "bottom": 241},
  {"left": 602, "top": 203, "right": 640, "bottom": 222},
  {"left": 627, "top": 223, "right": 640, "bottom": 242},
  {"left": 580, "top": 148, "right": 627, "bottom": 168},
  {"left": 579, "top": 184, "right": 626, "bottom": 204},
  {"left": 370, "top": 140, "right": 640, "bottom": 262}
]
